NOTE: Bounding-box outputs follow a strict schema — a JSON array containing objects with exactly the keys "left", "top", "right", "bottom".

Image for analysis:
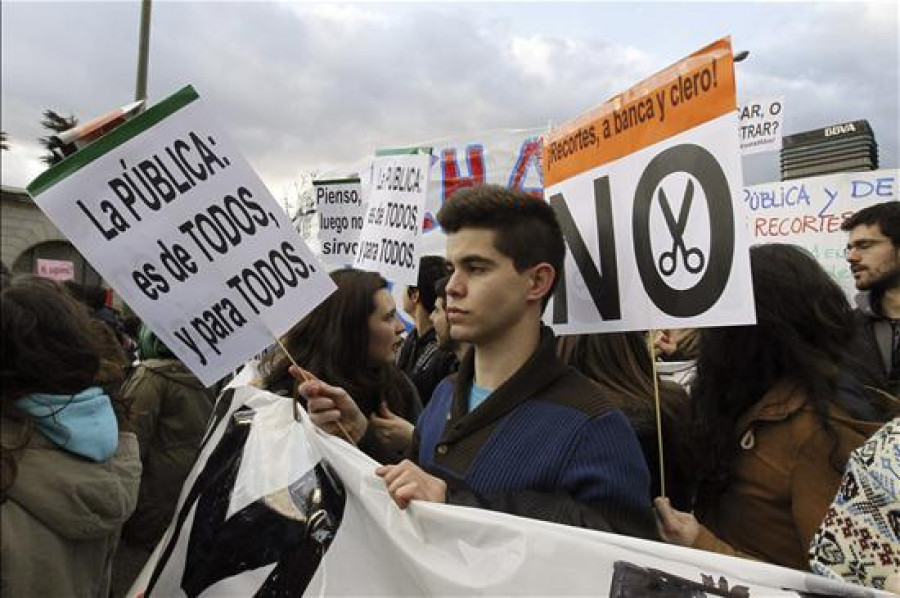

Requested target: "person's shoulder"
[{"left": 537, "top": 367, "right": 618, "bottom": 418}]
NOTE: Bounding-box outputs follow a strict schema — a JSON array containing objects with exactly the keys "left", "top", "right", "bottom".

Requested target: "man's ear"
[{"left": 525, "top": 263, "right": 556, "bottom": 303}]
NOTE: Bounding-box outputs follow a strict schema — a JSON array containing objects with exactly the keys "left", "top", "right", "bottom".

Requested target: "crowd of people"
[{"left": 1, "top": 186, "right": 898, "bottom": 596}]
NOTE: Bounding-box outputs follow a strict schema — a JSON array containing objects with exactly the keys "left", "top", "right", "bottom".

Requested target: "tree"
[
  {"left": 38, "top": 109, "right": 78, "bottom": 166},
  {"left": 0, "top": 131, "right": 8, "bottom": 151}
]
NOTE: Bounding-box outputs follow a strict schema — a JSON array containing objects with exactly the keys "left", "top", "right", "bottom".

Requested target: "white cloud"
[{"left": 1, "top": 1, "right": 896, "bottom": 194}]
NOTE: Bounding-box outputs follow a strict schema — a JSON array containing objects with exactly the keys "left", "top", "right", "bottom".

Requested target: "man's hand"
[
  {"left": 375, "top": 459, "right": 447, "bottom": 509},
  {"left": 369, "top": 403, "right": 414, "bottom": 454},
  {"left": 292, "top": 366, "right": 367, "bottom": 443},
  {"left": 654, "top": 496, "right": 701, "bottom": 546}
]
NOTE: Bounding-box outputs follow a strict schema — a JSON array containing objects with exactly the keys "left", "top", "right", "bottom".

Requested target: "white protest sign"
[
  {"left": 27, "top": 86, "right": 335, "bottom": 386},
  {"left": 543, "top": 37, "right": 755, "bottom": 334},
  {"left": 314, "top": 178, "right": 365, "bottom": 266},
  {"left": 354, "top": 150, "right": 431, "bottom": 286},
  {"left": 133, "top": 383, "right": 887, "bottom": 598},
  {"left": 739, "top": 96, "right": 784, "bottom": 155},
  {"left": 742, "top": 169, "right": 898, "bottom": 298}
]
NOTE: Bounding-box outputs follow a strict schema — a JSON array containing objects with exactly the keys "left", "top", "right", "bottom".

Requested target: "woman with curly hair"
[
  {"left": 1, "top": 275, "right": 141, "bottom": 597},
  {"left": 260, "top": 268, "right": 420, "bottom": 463},
  {"left": 655, "top": 243, "right": 897, "bottom": 571}
]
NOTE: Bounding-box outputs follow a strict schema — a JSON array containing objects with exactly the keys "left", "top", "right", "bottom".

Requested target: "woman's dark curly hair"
[
  {"left": 689, "top": 243, "right": 891, "bottom": 509},
  {"left": 1, "top": 276, "right": 129, "bottom": 498}
]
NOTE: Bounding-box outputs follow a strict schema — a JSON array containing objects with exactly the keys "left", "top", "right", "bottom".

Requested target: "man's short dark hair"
[
  {"left": 412, "top": 255, "right": 449, "bottom": 313},
  {"left": 841, "top": 202, "right": 900, "bottom": 247},
  {"left": 437, "top": 184, "right": 565, "bottom": 305}
]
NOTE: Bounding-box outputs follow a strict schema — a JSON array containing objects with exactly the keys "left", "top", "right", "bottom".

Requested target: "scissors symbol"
[{"left": 657, "top": 179, "right": 705, "bottom": 276}]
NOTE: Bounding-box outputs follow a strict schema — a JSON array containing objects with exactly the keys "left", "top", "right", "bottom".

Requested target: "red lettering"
[
  {"left": 802, "top": 215, "right": 816, "bottom": 233},
  {"left": 755, "top": 217, "right": 766, "bottom": 237},
  {"left": 441, "top": 145, "right": 485, "bottom": 203}
]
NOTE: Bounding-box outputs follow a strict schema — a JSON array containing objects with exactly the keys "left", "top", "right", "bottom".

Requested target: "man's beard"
[{"left": 861, "top": 262, "right": 900, "bottom": 292}]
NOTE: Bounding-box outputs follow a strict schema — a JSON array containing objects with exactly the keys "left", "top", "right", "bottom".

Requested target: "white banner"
[
  {"left": 739, "top": 96, "right": 784, "bottom": 155},
  {"left": 543, "top": 38, "right": 755, "bottom": 334},
  {"left": 742, "top": 169, "right": 898, "bottom": 298},
  {"left": 133, "top": 383, "right": 887, "bottom": 597},
  {"left": 354, "top": 151, "right": 431, "bottom": 286},
  {"left": 314, "top": 178, "right": 365, "bottom": 267},
  {"left": 26, "top": 86, "right": 336, "bottom": 385}
]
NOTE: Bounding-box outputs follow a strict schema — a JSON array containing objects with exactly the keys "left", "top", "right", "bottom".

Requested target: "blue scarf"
[{"left": 16, "top": 386, "right": 119, "bottom": 462}]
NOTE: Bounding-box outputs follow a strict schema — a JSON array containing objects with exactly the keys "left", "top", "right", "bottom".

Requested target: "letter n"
[
  {"left": 550, "top": 176, "right": 621, "bottom": 324},
  {"left": 441, "top": 144, "right": 485, "bottom": 203}
]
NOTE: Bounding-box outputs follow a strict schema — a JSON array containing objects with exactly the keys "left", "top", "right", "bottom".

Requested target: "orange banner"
[{"left": 544, "top": 37, "right": 736, "bottom": 186}]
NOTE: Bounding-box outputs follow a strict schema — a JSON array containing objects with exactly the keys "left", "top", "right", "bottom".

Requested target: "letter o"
[{"left": 632, "top": 144, "right": 734, "bottom": 317}]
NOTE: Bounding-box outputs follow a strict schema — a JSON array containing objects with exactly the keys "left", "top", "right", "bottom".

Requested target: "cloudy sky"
[{"left": 2, "top": 1, "right": 897, "bottom": 200}]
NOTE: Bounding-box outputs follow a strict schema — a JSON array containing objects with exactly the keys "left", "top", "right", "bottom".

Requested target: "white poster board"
[
  {"left": 739, "top": 96, "right": 784, "bottom": 155},
  {"left": 543, "top": 37, "right": 755, "bottom": 334},
  {"left": 354, "top": 150, "right": 431, "bottom": 286},
  {"left": 742, "top": 169, "right": 898, "bottom": 297},
  {"left": 314, "top": 177, "right": 365, "bottom": 267},
  {"left": 27, "top": 86, "right": 335, "bottom": 385}
]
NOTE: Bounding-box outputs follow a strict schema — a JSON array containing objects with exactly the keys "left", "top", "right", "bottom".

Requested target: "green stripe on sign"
[
  {"left": 374, "top": 147, "right": 433, "bottom": 157},
  {"left": 27, "top": 85, "right": 200, "bottom": 197},
  {"left": 313, "top": 177, "right": 361, "bottom": 185}
]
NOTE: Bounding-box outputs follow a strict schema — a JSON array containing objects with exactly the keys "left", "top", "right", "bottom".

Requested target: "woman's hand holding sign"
[{"left": 293, "top": 367, "right": 367, "bottom": 444}]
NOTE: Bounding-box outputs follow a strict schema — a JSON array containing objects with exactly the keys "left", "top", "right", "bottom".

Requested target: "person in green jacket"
[{"left": 110, "top": 325, "right": 217, "bottom": 596}]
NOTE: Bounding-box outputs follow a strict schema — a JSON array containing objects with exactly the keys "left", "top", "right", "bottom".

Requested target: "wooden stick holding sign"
[
  {"left": 648, "top": 331, "right": 666, "bottom": 498},
  {"left": 276, "top": 337, "right": 357, "bottom": 446}
]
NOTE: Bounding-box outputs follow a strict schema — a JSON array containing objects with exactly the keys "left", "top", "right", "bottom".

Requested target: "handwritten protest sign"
[
  {"left": 27, "top": 86, "right": 335, "bottom": 386},
  {"left": 354, "top": 149, "right": 431, "bottom": 286},
  {"left": 314, "top": 177, "right": 365, "bottom": 266},
  {"left": 742, "top": 169, "right": 898, "bottom": 297},
  {"left": 739, "top": 96, "right": 784, "bottom": 155},
  {"left": 543, "top": 37, "right": 755, "bottom": 334}
]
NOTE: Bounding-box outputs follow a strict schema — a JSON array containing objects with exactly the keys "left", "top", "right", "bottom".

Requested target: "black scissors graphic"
[{"left": 657, "top": 179, "right": 705, "bottom": 276}]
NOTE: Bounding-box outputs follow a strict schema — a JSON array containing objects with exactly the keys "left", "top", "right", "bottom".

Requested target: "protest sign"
[
  {"left": 26, "top": 86, "right": 335, "bottom": 386},
  {"left": 739, "top": 96, "right": 784, "bottom": 155},
  {"left": 742, "top": 169, "right": 898, "bottom": 298},
  {"left": 354, "top": 149, "right": 431, "bottom": 286},
  {"left": 543, "top": 37, "right": 755, "bottom": 334},
  {"left": 314, "top": 177, "right": 365, "bottom": 266},
  {"left": 133, "top": 381, "right": 887, "bottom": 597},
  {"left": 35, "top": 258, "right": 75, "bottom": 281}
]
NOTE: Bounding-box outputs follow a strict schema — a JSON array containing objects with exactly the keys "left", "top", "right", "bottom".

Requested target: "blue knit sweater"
[{"left": 412, "top": 327, "right": 652, "bottom": 523}]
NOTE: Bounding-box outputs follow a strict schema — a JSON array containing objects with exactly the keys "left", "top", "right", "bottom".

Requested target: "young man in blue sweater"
[{"left": 301, "top": 185, "right": 654, "bottom": 536}]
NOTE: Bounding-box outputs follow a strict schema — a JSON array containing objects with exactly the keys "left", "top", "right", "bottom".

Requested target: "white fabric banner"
[{"left": 132, "top": 383, "right": 888, "bottom": 598}]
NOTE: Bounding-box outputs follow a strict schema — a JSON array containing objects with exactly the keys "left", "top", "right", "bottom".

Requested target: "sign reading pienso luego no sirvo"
[
  {"left": 27, "top": 86, "right": 336, "bottom": 385},
  {"left": 544, "top": 37, "right": 755, "bottom": 334},
  {"left": 315, "top": 177, "right": 365, "bottom": 266}
]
